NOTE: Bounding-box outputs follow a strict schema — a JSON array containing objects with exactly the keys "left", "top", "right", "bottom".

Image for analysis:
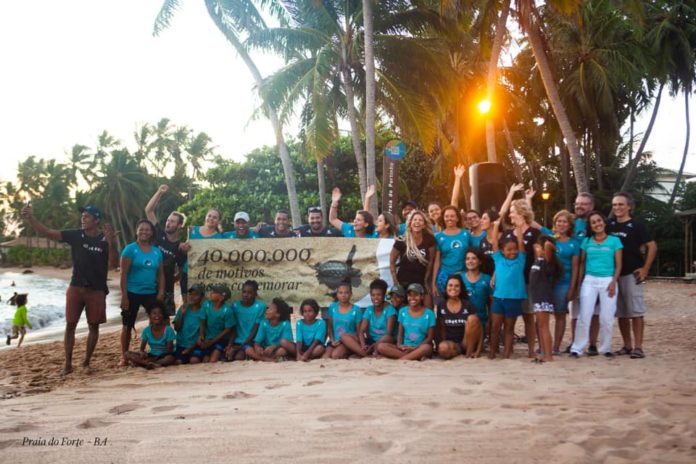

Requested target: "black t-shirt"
[
  {"left": 393, "top": 234, "right": 436, "bottom": 286},
  {"left": 501, "top": 226, "right": 541, "bottom": 283},
  {"left": 61, "top": 229, "right": 110, "bottom": 293},
  {"left": 607, "top": 218, "right": 653, "bottom": 275},
  {"left": 436, "top": 298, "right": 475, "bottom": 342},
  {"left": 154, "top": 225, "right": 185, "bottom": 293},
  {"left": 528, "top": 256, "right": 554, "bottom": 305},
  {"left": 258, "top": 226, "right": 298, "bottom": 238},
  {"left": 294, "top": 224, "right": 343, "bottom": 237}
]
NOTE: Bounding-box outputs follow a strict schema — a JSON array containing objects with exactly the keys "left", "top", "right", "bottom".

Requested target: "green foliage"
[{"left": 3, "top": 246, "right": 70, "bottom": 267}]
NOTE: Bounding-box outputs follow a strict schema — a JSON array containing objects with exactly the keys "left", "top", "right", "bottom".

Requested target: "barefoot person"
[
  {"left": 21, "top": 204, "right": 117, "bottom": 375},
  {"left": 608, "top": 192, "right": 657, "bottom": 359}
]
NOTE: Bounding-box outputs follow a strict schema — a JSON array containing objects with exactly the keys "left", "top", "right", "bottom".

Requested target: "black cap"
[
  {"left": 406, "top": 283, "right": 425, "bottom": 294},
  {"left": 79, "top": 206, "right": 102, "bottom": 220},
  {"left": 188, "top": 283, "right": 206, "bottom": 295}
]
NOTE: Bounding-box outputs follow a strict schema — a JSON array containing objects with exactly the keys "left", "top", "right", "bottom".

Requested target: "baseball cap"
[
  {"left": 406, "top": 283, "right": 425, "bottom": 294},
  {"left": 79, "top": 206, "right": 102, "bottom": 220},
  {"left": 209, "top": 283, "right": 231, "bottom": 300},
  {"left": 402, "top": 200, "right": 418, "bottom": 209},
  {"left": 234, "top": 212, "right": 250, "bottom": 222},
  {"left": 388, "top": 284, "right": 405, "bottom": 297},
  {"left": 188, "top": 283, "right": 206, "bottom": 295}
]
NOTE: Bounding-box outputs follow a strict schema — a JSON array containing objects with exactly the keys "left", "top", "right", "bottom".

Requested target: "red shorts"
[{"left": 65, "top": 286, "right": 107, "bottom": 325}]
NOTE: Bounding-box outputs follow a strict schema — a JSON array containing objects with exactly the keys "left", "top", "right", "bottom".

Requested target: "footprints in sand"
[
  {"left": 77, "top": 418, "right": 113, "bottom": 429},
  {"left": 151, "top": 405, "right": 179, "bottom": 412},
  {"left": 318, "top": 414, "right": 375, "bottom": 422},
  {"left": 0, "top": 423, "right": 37, "bottom": 433},
  {"left": 451, "top": 387, "right": 473, "bottom": 395},
  {"left": 108, "top": 403, "right": 142, "bottom": 415},
  {"left": 303, "top": 380, "right": 324, "bottom": 387},
  {"left": 265, "top": 383, "right": 289, "bottom": 390},
  {"left": 223, "top": 391, "right": 257, "bottom": 400}
]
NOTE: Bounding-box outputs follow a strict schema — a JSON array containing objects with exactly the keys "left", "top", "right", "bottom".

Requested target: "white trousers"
[{"left": 571, "top": 275, "right": 617, "bottom": 355}]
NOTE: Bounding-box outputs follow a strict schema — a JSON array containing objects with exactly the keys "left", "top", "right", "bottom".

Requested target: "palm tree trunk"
[
  {"left": 485, "top": 0, "right": 510, "bottom": 163},
  {"left": 502, "top": 118, "right": 522, "bottom": 182},
  {"left": 621, "top": 83, "right": 664, "bottom": 192},
  {"left": 204, "top": 5, "right": 301, "bottom": 228},
  {"left": 524, "top": 9, "right": 589, "bottom": 193},
  {"left": 316, "top": 158, "right": 327, "bottom": 226},
  {"left": 669, "top": 91, "right": 690, "bottom": 207},
  {"left": 560, "top": 143, "right": 571, "bottom": 210},
  {"left": 363, "top": 0, "right": 378, "bottom": 213},
  {"left": 342, "top": 65, "right": 368, "bottom": 199}
]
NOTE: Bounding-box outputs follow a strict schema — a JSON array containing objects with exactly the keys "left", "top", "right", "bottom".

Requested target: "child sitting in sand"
[
  {"left": 323, "top": 281, "right": 367, "bottom": 359},
  {"left": 375, "top": 283, "right": 436, "bottom": 360},
  {"left": 200, "top": 283, "right": 235, "bottom": 363},
  {"left": 359, "top": 279, "right": 396, "bottom": 355},
  {"left": 245, "top": 298, "right": 295, "bottom": 362},
  {"left": 124, "top": 305, "right": 176, "bottom": 369},
  {"left": 295, "top": 299, "right": 326, "bottom": 361},
  {"left": 226, "top": 280, "right": 266, "bottom": 361},
  {"left": 6, "top": 293, "right": 31, "bottom": 348},
  {"left": 173, "top": 283, "right": 206, "bottom": 364}
]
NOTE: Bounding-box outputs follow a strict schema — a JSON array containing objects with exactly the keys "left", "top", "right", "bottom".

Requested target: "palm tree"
[
  {"left": 515, "top": 0, "right": 589, "bottom": 194},
  {"left": 154, "top": 0, "right": 302, "bottom": 227},
  {"left": 363, "top": 0, "right": 377, "bottom": 212},
  {"left": 88, "top": 149, "right": 153, "bottom": 247}
]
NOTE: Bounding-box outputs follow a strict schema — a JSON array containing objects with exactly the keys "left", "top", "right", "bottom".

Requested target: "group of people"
[{"left": 19, "top": 166, "right": 656, "bottom": 372}]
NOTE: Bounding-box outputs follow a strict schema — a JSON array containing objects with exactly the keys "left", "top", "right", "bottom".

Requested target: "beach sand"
[{"left": 0, "top": 270, "right": 694, "bottom": 463}]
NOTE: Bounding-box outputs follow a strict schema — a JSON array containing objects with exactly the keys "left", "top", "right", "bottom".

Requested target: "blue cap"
[{"left": 79, "top": 206, "right": 102, "bottom": 220}]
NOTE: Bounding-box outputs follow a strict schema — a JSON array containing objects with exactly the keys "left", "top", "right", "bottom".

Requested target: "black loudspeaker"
[{"left": 469, "top": 162, "right": 507, "bottom": 214}]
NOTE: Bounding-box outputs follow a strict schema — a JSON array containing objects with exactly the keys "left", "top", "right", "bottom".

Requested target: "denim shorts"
[
  {"left": 492, "top": 297, "right": 523, "bottom": 319},
  {"left": 553, "top": 283, "right": 570, "bottom": 313},
  {"left": 175, "top": 346, "right": 204, "bottom": 363}
]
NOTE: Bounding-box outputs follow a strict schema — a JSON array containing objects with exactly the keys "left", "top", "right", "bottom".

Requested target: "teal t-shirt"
[
  {"left": 575, "top": 218, "right": 588, "bottom": 240},
  {"left": 183, "top": 226, "right": 223, "bottom": 272},
  {"left": 327, "top": 302, "right": 362, "bottom": 340},
  {"left": 463, "top": 272, "right": 492, "bottom": 322},
  {"left": 581, "top": 235, "right": 623, "bottom": 277},
  {"left": 470, "top": 231, "right": 487, "bottom": 249},
  {"left": 142, "top": 325, "right": 176, "bottom": 356},
  {"left": 121, "top": 242, "right": 163, "bottom": 295},
  {"left": 398, "top": 307, "right": 436, "bottom": 347},
  {"left": 492, "top": 250, "right": 527, "bottom": 299},
  {"left": 173, "top": 304, "right": 204, "bottom": 349},
  {"left": 435, "top": 229, "right": 472, "bottom": 275},
  {"left": 295, "top": 319, "right": 327, "bottom": 346},
  {"left": 222, "top": 230, "right": 259, "bottom": 239},
  {"left": 253, "top": 319, "right": 293, "bottom": 347},
  {"left": 362, "top": 305, "right": 397, "bottom": 342},
  {"left": 555, "top": 237, "right": 581, "bottom": 285},
  {"left": 230, "top": 299, "right": 267, "bottom": 344},
  {"left": 202, "top": 300, "right": 236, "bottom": 341},
  {"left": 341, "top": 223, "right": 378, "bottom": 238}
]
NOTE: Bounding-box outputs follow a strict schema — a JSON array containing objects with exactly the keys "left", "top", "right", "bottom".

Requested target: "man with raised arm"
[
  {"left": 145, "top": 184, "right": 187, "bottom": 316},
  {"left": 22, "top": 204, "right": 117, "bottom": 375}
]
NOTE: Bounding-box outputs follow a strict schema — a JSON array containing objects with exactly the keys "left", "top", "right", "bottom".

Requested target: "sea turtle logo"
[
  {"left": 313, "top": 245, "right": 362, "bottom": 289},
  {"left": 144, "top": 259, "right": 153, "bottom": 267},
  {"left": 452, "top": 240, "right": 462, "bottom": 249}
]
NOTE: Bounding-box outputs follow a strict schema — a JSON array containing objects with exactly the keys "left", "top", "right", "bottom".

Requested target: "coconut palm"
[{"left": 154, "top": 0, "right": 302, "bottom": 227}]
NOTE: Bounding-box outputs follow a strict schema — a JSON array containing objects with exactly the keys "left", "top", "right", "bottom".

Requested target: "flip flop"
[
  {"left": 613, "top": 347, "right": 632, "bottom": 356},
  {"left": 630, "top": 348, "right": 645, "bottom": 359}
]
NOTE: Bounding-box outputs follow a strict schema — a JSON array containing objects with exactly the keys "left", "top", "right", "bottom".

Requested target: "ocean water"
[{"left": 0, "top": 271, "right": 120, "bottom": 338}]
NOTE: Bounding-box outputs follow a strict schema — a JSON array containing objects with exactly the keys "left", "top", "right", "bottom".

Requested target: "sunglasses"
[{"left": 308, "top": 206, "right": 322, "bottom": 214}]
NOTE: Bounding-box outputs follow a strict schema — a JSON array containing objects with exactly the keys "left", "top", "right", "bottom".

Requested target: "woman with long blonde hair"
[{"left": 390, "top": 210, "right": 436, "bottom": 306}]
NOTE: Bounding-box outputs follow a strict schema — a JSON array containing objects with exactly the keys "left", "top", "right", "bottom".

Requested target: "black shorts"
[{"left": 121, "top": 292, "right": 158, "bottom": 328}]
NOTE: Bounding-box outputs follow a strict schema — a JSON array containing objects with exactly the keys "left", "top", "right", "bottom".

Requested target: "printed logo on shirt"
[
  {"left": 144, "top": 259, "right": 153, "bottom": 267},
  {"left": 82, "top": 243, "right": 105, "bottom": 253}
]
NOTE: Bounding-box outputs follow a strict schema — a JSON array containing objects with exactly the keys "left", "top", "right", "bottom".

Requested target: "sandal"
[
  {"left": 613, "top": 347, "right": 632, "bottom": 356},
  {"left": 630, "top": 348, "right": 645, "bottom": 359}
]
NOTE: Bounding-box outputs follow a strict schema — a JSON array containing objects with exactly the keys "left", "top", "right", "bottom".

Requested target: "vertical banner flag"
[{"left": 382, "top": 140, "right": 406, "bottom": 214}]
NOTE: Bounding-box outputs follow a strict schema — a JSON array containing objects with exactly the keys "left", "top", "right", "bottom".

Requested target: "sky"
[{"left": 0, "top": 1, "right": 694, "bottom": 185}]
